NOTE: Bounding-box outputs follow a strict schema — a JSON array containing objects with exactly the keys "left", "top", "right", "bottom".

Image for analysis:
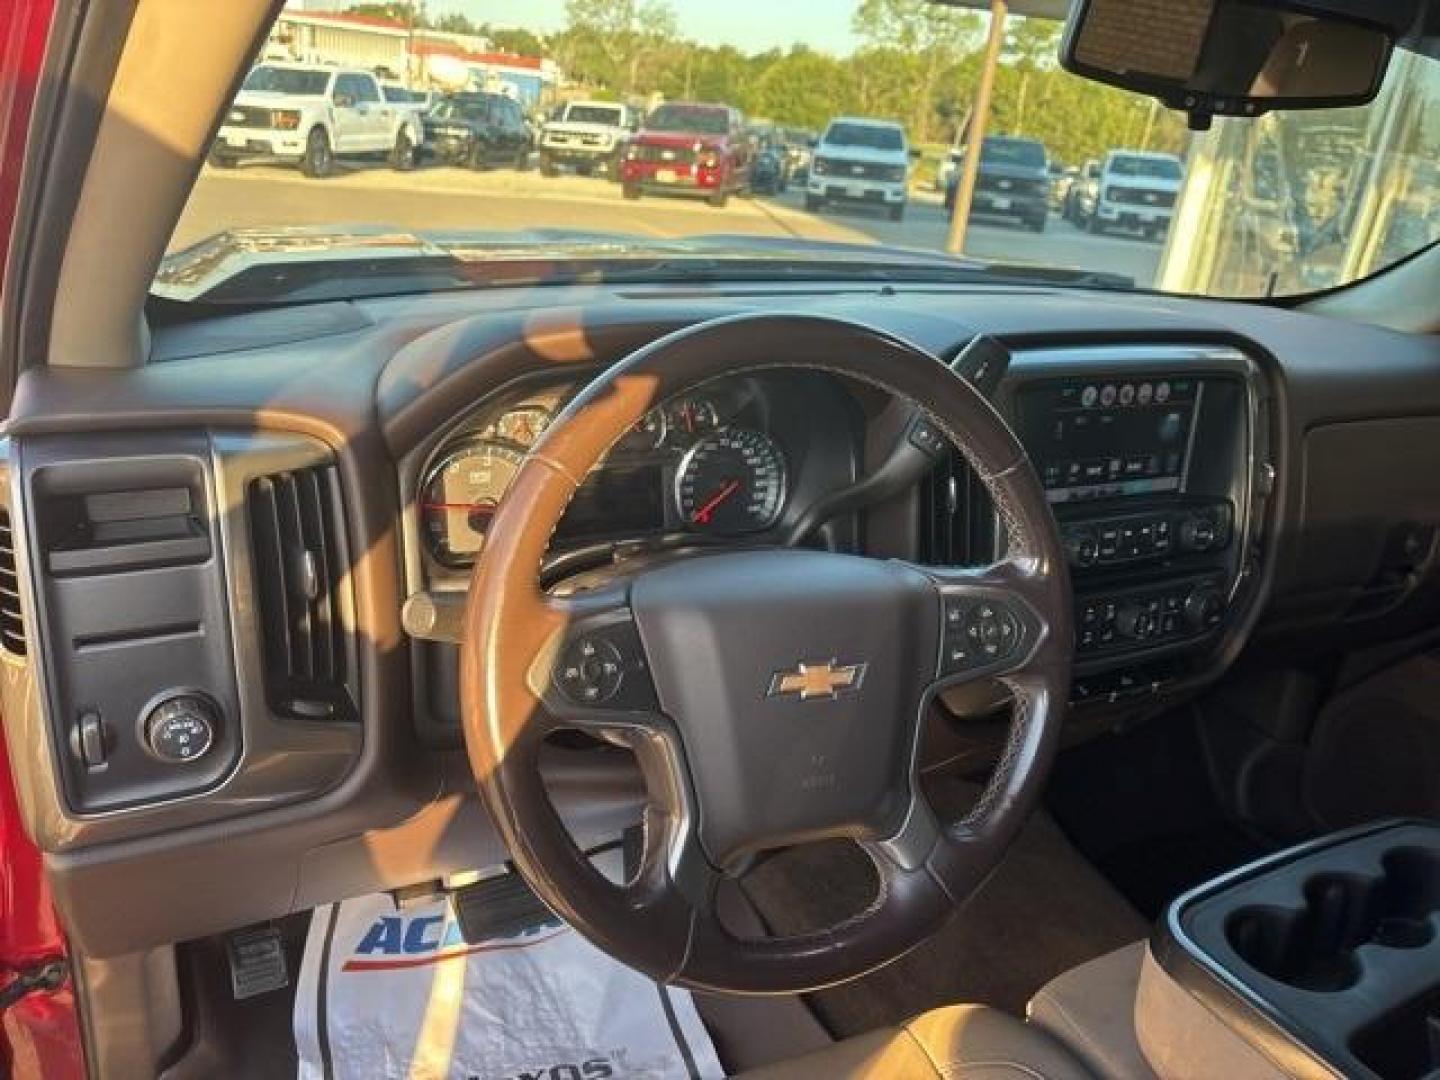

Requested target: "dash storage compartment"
[{"left": 1159, "top": 822, "right": 1440, "bottom": 1079}]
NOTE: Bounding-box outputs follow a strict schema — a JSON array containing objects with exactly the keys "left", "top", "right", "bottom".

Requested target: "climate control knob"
[
  {"left": 1114, "top": 604, "right": 1156, "bottom": 641},
  {"left": 1179, "top": 515, "right": 1220, "bottom": 552},
  {"left": 1184, "top": 587, "right": 1226, "bottom": 632},
  {"left": 143, "top": 694, "right": 219, "bottom": 765}
]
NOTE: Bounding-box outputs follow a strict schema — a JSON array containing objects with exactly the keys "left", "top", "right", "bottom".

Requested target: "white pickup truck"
[
  {"left": 212, "top": 64, "right": 424, "bottom": 178},
  {"left": 538, "top": 101, "right": 633, "bottom": 179},
  {"left": 1085, "top": 150, "right": 1185, "bottom": 239}
]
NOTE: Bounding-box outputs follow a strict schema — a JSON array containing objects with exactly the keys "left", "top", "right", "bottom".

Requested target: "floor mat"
[
  {"left": 294, "top": 886, "right": 723, "bottom": 1080},
  {"left": 740, "top": 781, "right": 1147, "bottom": 1037}
]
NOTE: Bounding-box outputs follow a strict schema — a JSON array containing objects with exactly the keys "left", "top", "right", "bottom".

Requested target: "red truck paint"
[{"left": 0, "top": 0, "right": 84, "bottom": 1074}]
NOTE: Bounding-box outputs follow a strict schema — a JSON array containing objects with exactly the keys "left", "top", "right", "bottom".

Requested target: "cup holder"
[{"left": 1225, "top": 847, "right": 1440, "bottom": 993}]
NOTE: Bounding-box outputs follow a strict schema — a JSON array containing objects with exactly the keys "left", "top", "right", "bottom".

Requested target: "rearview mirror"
[
  {"left": 333, "top": 93, "right": 355, "bottom": 109},
  {"left": 1061, "top": 0, "right": 1392, "bottom": 129}
]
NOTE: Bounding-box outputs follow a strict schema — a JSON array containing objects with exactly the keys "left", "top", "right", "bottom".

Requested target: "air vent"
[
  {"left": 0, "top": 509, "right": 26, "bottom": 656},
  {"left": 921, "top": 452, "right": 994, "bottom": 568},
  {"left": 247, "top": 467, "right": 356, "bottom": 721}
]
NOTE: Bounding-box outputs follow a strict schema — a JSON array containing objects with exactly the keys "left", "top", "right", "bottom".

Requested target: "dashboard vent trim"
[
  {"left": 0, "top": 509, "right": 26, "bottom": 656},
  {"left": 247, "top": 466, "right": 356, "bottom": 721}
]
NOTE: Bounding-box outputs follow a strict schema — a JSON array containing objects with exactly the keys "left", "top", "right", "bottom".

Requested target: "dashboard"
[{"left": 9, "top": 279, "right": 1440, "bottom": 965}]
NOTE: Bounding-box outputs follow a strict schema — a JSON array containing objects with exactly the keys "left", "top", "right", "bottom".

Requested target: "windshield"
[
  {"left": 241, "top": 66, "right": 328, "bottom": 96},
  {"left": 982, "top": 139, "right": 1046, "bottom": 168},
  {"left": 170, "top": 4, "right": 1440, "bottom": 303},
  {"left": 825, "top": 122, "right": 904, "bottom": 152},
  {"left": 565, "top": 105, "right": 624, "bottom": 125},
  {"left": 1108, "top": 155, "right": 1181, "bottom": 180},
  {"left": 645, "top": 104, "right": 728, "bottom": 134}
]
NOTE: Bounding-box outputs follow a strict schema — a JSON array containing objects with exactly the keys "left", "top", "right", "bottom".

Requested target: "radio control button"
[{"left": 1067, "top": 531, "right": 1100, "bottom": 567}]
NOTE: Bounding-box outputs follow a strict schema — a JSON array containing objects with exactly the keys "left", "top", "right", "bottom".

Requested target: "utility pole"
[
  {"left": 1139, "top": 98, "right": 1159, "bottom": 151},
  {"left": 945, "top": 0, "right": 1008, "bottom": 256}
]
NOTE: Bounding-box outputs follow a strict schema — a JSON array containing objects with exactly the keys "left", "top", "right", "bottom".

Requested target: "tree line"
[{"left": 346, "top": 0, "right": 1189, "bottom": 166}]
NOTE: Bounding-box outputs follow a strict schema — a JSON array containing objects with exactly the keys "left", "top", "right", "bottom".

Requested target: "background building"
[{"left": 258, "top": 3, "right": 559, "bottom": 104}]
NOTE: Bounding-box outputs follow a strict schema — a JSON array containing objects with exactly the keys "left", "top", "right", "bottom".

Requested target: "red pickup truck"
[{"left": 619, "top": 102, "right": 753, "bottom": 208}]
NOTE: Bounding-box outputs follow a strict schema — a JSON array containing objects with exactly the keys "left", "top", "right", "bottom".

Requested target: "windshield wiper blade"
[{"left": 594, "top": 256, "right": 1134, "bottom": 291}]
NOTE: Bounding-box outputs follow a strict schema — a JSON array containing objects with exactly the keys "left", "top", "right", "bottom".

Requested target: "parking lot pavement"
[{"left": 171, "top": 162, "right": 1164, "bottom": 288}]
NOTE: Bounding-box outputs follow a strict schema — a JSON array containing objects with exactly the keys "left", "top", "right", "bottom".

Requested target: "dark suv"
[
  {"left": 945, "top": 135, "right": 1051, "bottom": 232},
  {"left": 422, "top": 92, "right": 532, "bottom": 170}
]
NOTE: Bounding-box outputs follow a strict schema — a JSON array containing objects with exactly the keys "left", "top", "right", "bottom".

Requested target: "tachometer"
[
  {"left": 676, "top": 429, "right": 786, "bottom": 534},
  {"left": 420, "top": 441, "right": 524, "bottom": 565}
]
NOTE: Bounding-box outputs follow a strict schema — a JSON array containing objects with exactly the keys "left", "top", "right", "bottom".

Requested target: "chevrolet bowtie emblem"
[{"left": 767, "top": 660, "right": 867, "bottom": 701}]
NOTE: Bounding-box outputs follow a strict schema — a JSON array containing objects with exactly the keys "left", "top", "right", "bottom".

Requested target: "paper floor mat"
[{"left": 294, "top": 888, "right": 724, "bottom": 1080}]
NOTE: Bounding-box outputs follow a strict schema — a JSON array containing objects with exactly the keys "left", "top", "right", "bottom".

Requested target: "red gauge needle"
[{"left": 691, "top": 479, "right": 742, "bottom": 525}]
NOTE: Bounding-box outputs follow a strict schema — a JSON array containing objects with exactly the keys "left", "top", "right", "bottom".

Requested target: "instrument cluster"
[{"left": 418, "top": 381, "right": 792, "bottom": 569}]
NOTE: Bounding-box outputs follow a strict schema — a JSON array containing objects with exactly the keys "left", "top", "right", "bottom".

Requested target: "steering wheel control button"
[
  {"left": 942, "top": 599, "right": 1023, "bottom": 676},
  {"left": 143, "top": 694, "right": 219, "bottom": 764},
  {"left": 557, "top": 637, "right": 625, "bottom": 705},
  {"left": 965, "top": 603, "right": 1017, "bottom": 659},
  {"left": 551, "top": 619, "right": 658, "bottom": 713},
  {"left": 907, "top": 416, "right": 948, "bottom": 458}
]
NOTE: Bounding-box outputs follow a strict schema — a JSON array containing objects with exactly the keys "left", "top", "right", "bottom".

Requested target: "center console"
[
  {"left": 1150, "top": 820, "right": 1440, "bottom": 1079},
  {"left": 999, "top": 344, "right": 1270, "bottom": 706}
]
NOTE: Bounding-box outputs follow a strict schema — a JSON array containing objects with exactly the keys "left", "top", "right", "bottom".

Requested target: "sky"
[{"left": 426, "top": 0, "right": 865, "bottom": 56}]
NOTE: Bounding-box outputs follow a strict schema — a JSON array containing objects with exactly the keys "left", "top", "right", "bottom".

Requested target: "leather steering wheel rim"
[{"left": 461, "top": 313, "right": 1072, "bottom": 993}]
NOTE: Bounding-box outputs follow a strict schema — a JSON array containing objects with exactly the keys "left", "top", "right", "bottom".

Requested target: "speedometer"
[
  {"left": 676, "top": 429, "right": 786, "bottom": 535},
  {"left": 420, "top": 440, "right": 524, "bottom": 565}
]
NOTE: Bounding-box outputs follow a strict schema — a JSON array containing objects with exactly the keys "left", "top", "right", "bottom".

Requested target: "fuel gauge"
[
  {"left": 664, "top": 396, "right": 721, "bottom": 444},
  {"left": 492, "top": 405, "right": 552, "bottom": 447}
]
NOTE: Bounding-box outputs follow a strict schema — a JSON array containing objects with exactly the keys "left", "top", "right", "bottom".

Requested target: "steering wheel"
[{"left": 461, "top": 314, "right": 1072, "bottom": 994}]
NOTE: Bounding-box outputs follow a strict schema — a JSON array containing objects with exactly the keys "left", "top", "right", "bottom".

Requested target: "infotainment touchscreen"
[{"left": 1016, "top": 376, "right": 1201, "bottom": 503}]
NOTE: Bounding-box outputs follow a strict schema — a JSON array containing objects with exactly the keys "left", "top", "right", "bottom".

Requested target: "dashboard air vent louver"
[
  {"left": 0, "top": 509, "right": 26, "bottom": 656},
  {"left": 247, "top": 466, "right": 356, "bottom": 721},
  {"left": 922, "top": 452, "right": 994, "bottom": 568}
]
